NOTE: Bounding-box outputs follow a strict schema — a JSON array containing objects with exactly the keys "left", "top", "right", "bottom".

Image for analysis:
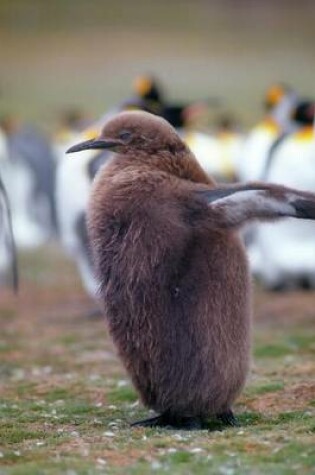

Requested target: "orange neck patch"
[
  {"left": 258, "top": 117, "right": 280, "bottom": 134},
  {"left": 294, "top": 126, "right": 315, "bottom": 142}
]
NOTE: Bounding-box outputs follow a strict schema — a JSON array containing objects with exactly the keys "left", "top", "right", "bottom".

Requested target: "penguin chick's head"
[{"left": 66, "top": 110, "right": 186, "bottom": 156}]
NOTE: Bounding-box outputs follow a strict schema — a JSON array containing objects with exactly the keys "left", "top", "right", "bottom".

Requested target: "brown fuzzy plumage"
[{"left": 67, "top": 110, "right": 315, "bottom": 428}]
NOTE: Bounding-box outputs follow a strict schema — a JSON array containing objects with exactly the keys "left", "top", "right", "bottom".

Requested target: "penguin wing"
[
  {"left": 195, "top": 182, "right": 315, "bottom": 228},
  {"left": 0, "top": 174, "right": 18, "bottom": 292}
]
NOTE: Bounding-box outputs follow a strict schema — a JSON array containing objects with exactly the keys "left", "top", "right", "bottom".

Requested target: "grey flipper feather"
[{"left": 196, "top": 183, "right": 315, "bottom": 228}]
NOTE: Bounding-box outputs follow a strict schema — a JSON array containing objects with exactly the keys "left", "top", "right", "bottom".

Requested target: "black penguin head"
[
  {"left": 133, "top": 75, "right": 164, "bottom": 104},
  {"left": 292, "top": 100, "right": 315, "bottom": 126}
]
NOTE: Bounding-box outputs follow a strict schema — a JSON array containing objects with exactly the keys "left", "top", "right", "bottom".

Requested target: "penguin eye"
[{"left": 119, "top": 130, "right": 132, "bottom": 141}]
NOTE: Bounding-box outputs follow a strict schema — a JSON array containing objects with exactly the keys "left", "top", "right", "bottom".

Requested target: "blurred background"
[{"left": 1, "top": 0, "right": 315, "bottom": 126}]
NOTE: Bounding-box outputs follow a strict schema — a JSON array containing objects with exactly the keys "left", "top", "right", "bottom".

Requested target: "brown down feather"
[{"left": 86, "top": 111, "right": 251, "bottom": 418}]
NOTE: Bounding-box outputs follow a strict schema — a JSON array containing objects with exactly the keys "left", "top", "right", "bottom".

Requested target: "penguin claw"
[
  {"left": 130, "top": 415, "right": 164, "bottom": 428},
  {"left": 217, "top": 410, "right": 239, "bottom": 427}
]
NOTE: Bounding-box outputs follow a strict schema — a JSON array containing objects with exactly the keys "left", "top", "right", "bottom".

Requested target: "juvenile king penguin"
[{"left": 67, "top": 111, "right": 315, "bottom": 429}]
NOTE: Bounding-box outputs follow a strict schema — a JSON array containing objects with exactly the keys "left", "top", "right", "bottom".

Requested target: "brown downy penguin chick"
[{"left": 67, "top": 110, "right": 315, "bottom": 429}]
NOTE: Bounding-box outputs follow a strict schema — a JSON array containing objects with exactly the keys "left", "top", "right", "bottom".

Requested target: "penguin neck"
[{"left": 107, "top": 148, "right": 214, "bottom": 185}]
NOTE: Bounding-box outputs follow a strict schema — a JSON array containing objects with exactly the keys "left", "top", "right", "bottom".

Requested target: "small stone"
[
  {"left": 89, "top": 374, "right": 101, "bottom": 381},
  {"left": 103, "top": 431, "right": 115, "bottom": 437},
  {"left": 167, "top": 448, "right": 177, "bottom": 453},
  {"left": 190, "top": 447, "right": 203, "bottom": 453},
  {"left": 128, "top": 400, "right": 139, "bottom": 408},
  {"left": 92, "top": 418, "right": 102, "bottom": 425},
  {"left": 172, "top": 434, "right": 188, "bottom": 441}
]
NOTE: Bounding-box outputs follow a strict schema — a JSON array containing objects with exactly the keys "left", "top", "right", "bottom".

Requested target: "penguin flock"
[
  {"left": 0, "top": 116, "right": 57, "bottom": 250},
  {"left": 0, "top": 78, "right": 315, "bottom": 297},
  {"left": 238, "top": 86, "right": 315, "bottom": 289}
]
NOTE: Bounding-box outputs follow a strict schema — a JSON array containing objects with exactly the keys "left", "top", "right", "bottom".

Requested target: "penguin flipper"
[{"left": 195, "top": 182, "right": 315, "bottom": 228}]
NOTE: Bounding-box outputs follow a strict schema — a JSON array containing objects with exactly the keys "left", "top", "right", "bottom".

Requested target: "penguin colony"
[
  {"left": 1, "top": 81, "right": 315, "bottom": 294},
  {"left": 67, "top": 110, "right": 315, "bottom": 428},
  {"left": 249, "top": 101, "right": 315, "bottom": 289}
]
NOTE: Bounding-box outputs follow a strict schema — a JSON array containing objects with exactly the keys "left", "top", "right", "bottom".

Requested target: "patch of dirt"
[
  {"left": 254, "top": 287, "right": 315, "bottom": 327},
  {"left": 247, "top": 382, "right": 315, "bottom": 414},
  {"left": 57, "top": 438, "right": 145, "bottom": 467}
]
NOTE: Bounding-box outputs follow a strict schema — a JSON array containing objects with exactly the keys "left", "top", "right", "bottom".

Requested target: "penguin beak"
[{"left": 66, "top": 138, "right": 122, "bottom": 154}]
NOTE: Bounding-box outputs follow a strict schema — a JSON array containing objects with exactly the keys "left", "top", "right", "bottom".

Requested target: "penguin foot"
[
  {"left": 217, "top": 410, "right": 238, "bottom": 427},
  {"left": 172, "top": 416, "right": 204, "bottom": 430},
  {"left": 131, "top": 412, "right": 204, "bottom": 430},
  {"left": 131, "top": 415, "right": 165, "bottom": 428}
]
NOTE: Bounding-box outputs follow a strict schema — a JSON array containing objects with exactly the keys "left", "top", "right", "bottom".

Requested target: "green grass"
[
  {"left": 254, "top": 343, "right": 294, "bottom": 358},
  {"left": 1, "top": 247, "right": 315, "bottom": 474},
  {"left": 108, "top": 386, "right": 138, "bottom": 405},
  {"left": 246, "top": 382, "right": 284, "bottom": 395}
]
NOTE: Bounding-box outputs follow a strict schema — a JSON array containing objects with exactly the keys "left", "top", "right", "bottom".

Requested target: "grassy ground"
[{"left": 0, "top": 245, "right": 314, "bottom": 474}]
